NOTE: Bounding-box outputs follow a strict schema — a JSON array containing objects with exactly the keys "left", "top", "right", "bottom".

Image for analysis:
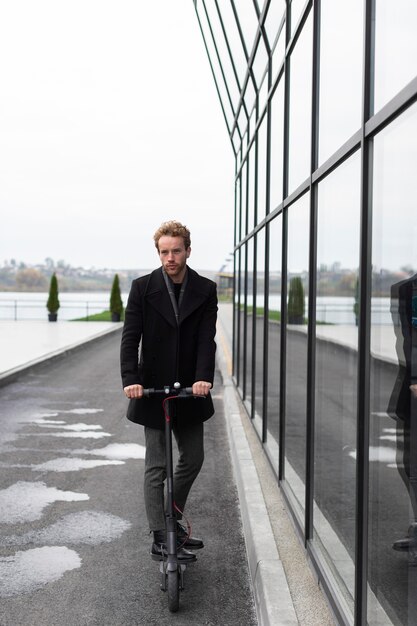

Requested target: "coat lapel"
[
  {"left": 179, "top": 267, "right": 209, "bottom": 324},
  {"left": 145, "top": 268, "right": 177, "bottom": 328}
]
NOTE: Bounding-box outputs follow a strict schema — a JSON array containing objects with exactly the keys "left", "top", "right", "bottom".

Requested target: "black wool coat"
[{"left": 120, "top": 266, "right": 217, "bottom": 429}]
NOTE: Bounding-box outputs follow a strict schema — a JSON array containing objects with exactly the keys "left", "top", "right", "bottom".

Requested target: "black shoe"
[
  {"left": 150, "top": 541, "right": 197, "bottom": 563},
  {"left": 393, "top": 523, "right": 417, "bottom": 552},
  {"left": 177, "top": 522, "right": 204, "bottom": 550}
]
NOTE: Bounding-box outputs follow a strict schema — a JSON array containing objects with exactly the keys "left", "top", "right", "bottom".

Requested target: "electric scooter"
[{"left": 143, "top": 383, "right": 196, "bottom": 613}]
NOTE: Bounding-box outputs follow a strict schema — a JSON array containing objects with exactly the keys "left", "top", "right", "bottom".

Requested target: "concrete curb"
[
  {"left": 216, "top": 323, "right": 298, "bottom": 626},
  {"left": 0, "top": 323, "right": 123, "bottom": 386}
]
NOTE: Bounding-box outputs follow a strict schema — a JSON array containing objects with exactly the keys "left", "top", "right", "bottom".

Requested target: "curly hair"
[{"left": 153, "top": 220, "right": 191, "bottom": 251}]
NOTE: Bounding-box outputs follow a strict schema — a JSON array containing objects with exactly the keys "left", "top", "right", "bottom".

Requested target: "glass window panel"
[
  {"left": 258, "top": 70, "right": 269, "bottom": 115},
  {"left": 266, "top": 215, "right": 282, "bottom": 471},
  {"left": 233, "top": 251, "right": 239, "bottom": 381},
  {"left": 203, "top": 1, "right": 241, "bottom": 110},
  {"left": 271, "top": 23, "right": 286, "bottom": 82},
  {"left": 235, "top": 176, "right": 241, "bottom": 247},
  {"left": 197, "top": 3, "right": 235, "bottom": 128},
  {"left": 369, "top": 102, "right": 417, "bottom": 625},
  {"left": 240, "top": 160, "right": 247, "bottom": 242},
  {"left": 247, "top": 144, "right": 256, "bottom": 233},
  {"left": 238, "top": 245, "right": 246, "bottom": 391},
  {"left": 244, "top": 75, "right": 257, "bottom": 114},
  {"left": 256, "top": 114, "right": 268, "bottom": 223},
  {"left": 254, "top": 228, "right": 266, "bottom": 432},
  {"left": 238, "top": 104, "right": 248, "bottom": 137},
  {"left": 252, "top": 36, "right": 269, "bottom": 88},
  {"left": 285, "top": 193, "right": 310, "bottom": 519},
  {"left": 216, "top": 0, "right": 250, "bottom": 88},
  {"left": 314, "top": 152, "right": 361, "bottom": 616},
  {"left": 290, "top": 0, "right": 306, "bottom": 37},
  {"left": 264, "top": 0, "right": 286, "bottom": 49},
  {"left": 374, "top": 0, "right": 417, "bottom": 113},
  {"left": 270, "top": 79, "right": 284, "bottom": 211},
  {"left": 232, "top": 128, "right": 241, "bottom": 153},
  {"left": 318, "top": 0, "right": 363, "bottom": 165},
  {"left": 288, "top": 13, "right": 313, "bottom": 195},
  {"left": 234, "top": 0, "right": 259, "bottom": 59},
  {"left": 245, "top": 237, "right": 255, "bottom": 408}
]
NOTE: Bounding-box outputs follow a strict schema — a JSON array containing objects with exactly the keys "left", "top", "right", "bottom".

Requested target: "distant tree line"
[{"left": 0, "top": 259, "right": 148, "bottom": 292}]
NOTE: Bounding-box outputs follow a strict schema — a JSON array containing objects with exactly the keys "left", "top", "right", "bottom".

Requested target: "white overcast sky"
[{"left": 0, "top": 0, "right": 235, "bottom": 272}]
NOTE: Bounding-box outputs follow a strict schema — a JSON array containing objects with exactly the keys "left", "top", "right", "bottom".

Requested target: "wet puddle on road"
[
  {"left": 26, "top": 415, "right": 111, "bottom": 439},
  {"left": 0, "top": 546, "right": 82, "bottom": 597},
  {"left": 32, "top": 431, "right": 112, "bottom": 439},
  {"left": 0, "top": 482, "right": 89, "bottom": 524},
  {"left": 33, "top": 409, "right": 104, "bottom": 417},
  {"left": 32, "top": 458, "right": 124, "bottom": 472},
  {"left": 0, "top": 408, "right": 142, "bottom": 598},
  {"left": 72, "top": 443, "right": 145, "bottom": 460},
  {"left": 34, "top": 421, "right": 103, "bottom": 431},
  {"left": 4, "top": 511, "right": 132, "bottom": 548}
]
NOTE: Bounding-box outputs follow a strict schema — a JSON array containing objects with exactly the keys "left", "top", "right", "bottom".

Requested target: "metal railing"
[{"left": 0, "top": 299, "right": 110, "bottom": 321}]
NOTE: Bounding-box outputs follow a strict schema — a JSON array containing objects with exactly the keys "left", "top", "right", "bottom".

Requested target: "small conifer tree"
[
  {"left": 46, "top": 273, "right": 60, "bottom": 316},
  {"left": 110, "top": 273, "right": 123, "bottom": 321},
  {"left": 353, "top": 276, "right": 359, "bottom": 326},
  {"left": 287, "top": 276, "right": 305, "bottom": 324}
]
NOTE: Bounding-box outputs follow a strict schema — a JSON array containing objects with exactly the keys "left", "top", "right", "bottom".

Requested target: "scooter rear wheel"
[{"left": 167, "top": 569, "right": 180, "bottom": 612}]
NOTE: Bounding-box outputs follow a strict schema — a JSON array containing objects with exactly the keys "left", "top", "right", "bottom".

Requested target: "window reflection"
[
  {"left": 374, "top": 0, "right": 417, "bottom": 113},
  {"left": 318, "top": 0, "right": 363, "bottom": 165},
  {"left": 238, "top": 245, "right": 246, "bottom": 394},
  {"left": 216, "top": 0, "right": 250, "bottom": 89},
  {"left": 257, "top": 115, "right": 268, "bottom": 223},
  {"left": 240, "top": 161, "right": 247, "bottom": 242},
  {"left": 290, "top": 0, "right": 307, "bottom": 37},
  {"left": 196, "top": 3, "right": 235, "bottom": 128},
  {"left": 266, "top": 216, "right": 282, "bottom": 471},
  {"left": 288, "top": 13, "right": 312, "bottom": 195},
  {"left": 252, "top": 37, "right": 269, "bottom": 89},
  {"left": 270, "top": 79, "right": 284, "bottom": 211},
  {"left": 245, "top": 237, "right": 255, "bottom": 408},
  {"left": 234, "top": 176, "right": 241, "bottom": 247},
  {"left": 203, "top": 1, "right": 241, "bottom": 111},
  {"left": 247, "top": 146, "right": 255, "bottom": 234},
  {"left": 254, "top": 229, "right": 266, "bottom": 435},
  {"left": 234, "top": 0, "right": 259, "bottom": 59},
  {"left": 285, "top": 193, "right": 309, "bottom": 517},
  {"left": 369, "top": 102, "right": 417, "bottom": 626},
  {"left": 314, "top": 153, "right": 361, "bottom": 614},
  {"left": 271, "top": 24, "right": 286, "bottom": 83},
  {"left": 264, "top": 0, "right": 286, "bottom": 50}
]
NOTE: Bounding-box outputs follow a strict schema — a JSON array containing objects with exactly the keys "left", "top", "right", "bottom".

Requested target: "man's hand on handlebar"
[
  {"left": 192, "top": 381, "right": 212, "bottom": 396},
  {"left": 124, "top": 382, "right": 211, "bottom": 398},
  {"left": 124, "top": 384, "right": 144, "bottom": 399}
]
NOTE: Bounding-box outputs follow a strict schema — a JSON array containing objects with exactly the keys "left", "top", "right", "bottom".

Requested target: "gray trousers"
[{"left": 144, "top": 419, "right": 204, "bottom": 531}]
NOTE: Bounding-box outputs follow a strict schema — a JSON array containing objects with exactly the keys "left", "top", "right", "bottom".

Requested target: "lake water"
[
  {"left": 0, "top": 291, "right": 393, "bottom": 325},
  {"left": 244, "top": 294, "right": 392, "bottom": 325},
  {"left": 0, "top": 291, "right": 130, "bottom": 321}
]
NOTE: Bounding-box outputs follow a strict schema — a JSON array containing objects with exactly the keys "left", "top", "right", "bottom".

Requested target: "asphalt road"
[{"left": 0, "top": 331, "right": 257, "bottom": 626}]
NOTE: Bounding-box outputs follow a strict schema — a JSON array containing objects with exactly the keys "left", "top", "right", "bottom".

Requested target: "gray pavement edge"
[
  {"left": 216, "top": 321, "right": 299, "bottom": 626},
  {"left": 216, "top": 318, "right": 337, "bottom": 626}
]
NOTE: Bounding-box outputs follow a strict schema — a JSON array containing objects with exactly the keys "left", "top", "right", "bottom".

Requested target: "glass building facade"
[{"left": 193, "top": 1, "right": 417, "bottom": 624}]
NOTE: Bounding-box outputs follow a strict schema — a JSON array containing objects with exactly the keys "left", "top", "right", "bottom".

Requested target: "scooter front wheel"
[{"left": 167, "top": 569, "right": 180, "bottom": 612}]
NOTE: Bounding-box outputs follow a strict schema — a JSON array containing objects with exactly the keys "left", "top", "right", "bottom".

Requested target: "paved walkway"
[
  {"left": 0, "top": 309, "right": 336, "bottom": 625},
  {"left": 0, "top": 321, "right": 121, "bottom": 381}
]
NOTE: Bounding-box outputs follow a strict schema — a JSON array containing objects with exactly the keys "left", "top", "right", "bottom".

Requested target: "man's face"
[{"left": 157, "top": 235, "right": 191, "bottom": 282}]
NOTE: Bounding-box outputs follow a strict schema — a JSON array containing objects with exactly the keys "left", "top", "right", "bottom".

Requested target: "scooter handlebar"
[{"left": 142, "top": 385, "right": 194, "bottom": 398}]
